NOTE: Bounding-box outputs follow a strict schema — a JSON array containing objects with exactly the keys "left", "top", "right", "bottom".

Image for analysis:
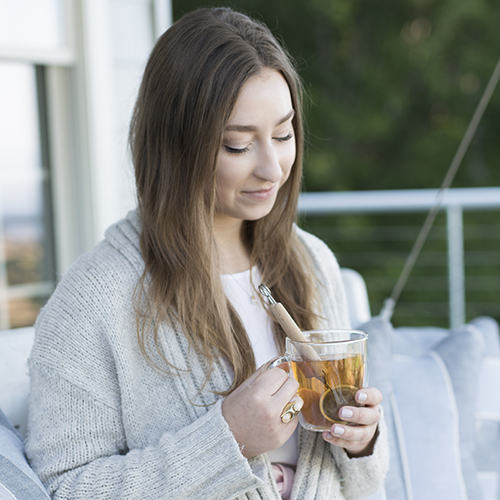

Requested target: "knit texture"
[{"left": 26, "top": 210, "right": 389, "bottom": 499}]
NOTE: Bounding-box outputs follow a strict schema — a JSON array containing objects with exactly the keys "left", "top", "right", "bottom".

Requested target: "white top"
[{"left": 221, "top": 268, "right": 299, "bottom": 466}]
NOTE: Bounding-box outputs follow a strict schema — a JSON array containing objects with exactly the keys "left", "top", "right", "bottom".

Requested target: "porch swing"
[{"left": 337, "top": 56, "right": 500, "bottom": 500}]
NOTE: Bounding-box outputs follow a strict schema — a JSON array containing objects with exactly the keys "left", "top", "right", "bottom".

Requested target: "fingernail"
[
  {"left": 357, "top": 391, "right": 368, "bottom": 402},
  {"left": 333, "top": 425, "right": 345, "bottom": 436},
  {"left": 324, "top": 431, "right": 333, "bottom": 439},
  {"left": 340, "top": 408, "right": 353, "bottom": 419}
]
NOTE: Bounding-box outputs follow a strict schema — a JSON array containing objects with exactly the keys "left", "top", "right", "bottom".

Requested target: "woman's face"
[{"left": 214, "top": 68, "right": 296, "bottom": 229}]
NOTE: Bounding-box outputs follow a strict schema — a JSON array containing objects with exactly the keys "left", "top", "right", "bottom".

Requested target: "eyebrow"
[{"left": 225, "top": 109, "right": 295, "bottom": 132}]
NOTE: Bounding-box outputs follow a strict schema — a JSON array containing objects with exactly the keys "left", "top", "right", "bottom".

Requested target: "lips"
[{"left": 242, "top": 184, "right": 278, "bottom": 201}]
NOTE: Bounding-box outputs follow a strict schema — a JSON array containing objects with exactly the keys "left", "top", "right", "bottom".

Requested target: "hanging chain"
[{"left": 379, "top": 56, "right": 500, "bottom": 321}]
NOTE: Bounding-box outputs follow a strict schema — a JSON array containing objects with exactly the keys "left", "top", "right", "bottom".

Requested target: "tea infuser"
[
  {"left": 260, "top": 285, "right": 366, "bottom": 424},
  {"left": 258, "top": 284, "right": 321, "bottom": 362}
]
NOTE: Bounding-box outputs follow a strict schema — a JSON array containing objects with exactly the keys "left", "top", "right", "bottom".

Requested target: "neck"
[{"left": 213, "top": 217, "right": 251, "bottom": 274}]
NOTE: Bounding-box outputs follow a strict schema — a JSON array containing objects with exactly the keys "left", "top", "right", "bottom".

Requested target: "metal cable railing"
[
  {"left": 300, "top": 53, "right": 500, "bottom": 326},
  {"left": 298, "top": 187, "right": 500, "bottom": 328}
]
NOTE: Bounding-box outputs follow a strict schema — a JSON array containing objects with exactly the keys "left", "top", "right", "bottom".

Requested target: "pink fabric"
[{"left": 272, "top": 463, "right": 295, "bottom": 500}]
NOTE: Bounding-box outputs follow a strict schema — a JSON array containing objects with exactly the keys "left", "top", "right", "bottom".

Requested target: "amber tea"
[
  {"left": 292, "top": 353, "right": 365, "bottom": 431},
  {"left": 266, "top": 330, "right": 368, "bottom": 432}
]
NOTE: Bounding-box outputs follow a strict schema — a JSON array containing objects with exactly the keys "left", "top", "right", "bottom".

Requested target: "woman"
[{"left": 26, "top": 7, "right": 389, "bottom": 499}]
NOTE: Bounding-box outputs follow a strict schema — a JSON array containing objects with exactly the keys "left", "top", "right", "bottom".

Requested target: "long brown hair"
[{"left": 129, "top": 7, "right": 320, "bottom": 394}]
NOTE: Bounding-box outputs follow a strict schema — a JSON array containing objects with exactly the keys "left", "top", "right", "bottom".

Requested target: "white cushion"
[
  {"left": 0, "top": 410, "right": 50, "bottom": 499},
  {"left": 391, "top": 351, "right": 468, "bottom": 499},
  {"left": 340, "top": 268, "right": 371, "bottom": 328},
  {"left": 0, "top": 328, "right": 35, "bottom": 439}
]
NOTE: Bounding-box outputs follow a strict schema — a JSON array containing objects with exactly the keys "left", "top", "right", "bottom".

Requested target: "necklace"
[{"left": 228, "top": 271, "right": 259, "bottom": 305}]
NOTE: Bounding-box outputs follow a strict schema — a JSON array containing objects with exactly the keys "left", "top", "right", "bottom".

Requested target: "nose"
[{"left": 253, "top": 144, "right": 284, "bottom": 184}]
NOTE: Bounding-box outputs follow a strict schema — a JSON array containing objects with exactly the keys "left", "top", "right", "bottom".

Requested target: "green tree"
[
  {"left": 173, "top": 0, "right": 500, "bottom": 327},
  {"left": 173, "top": 0, "right": 500, "bottom": 192}
]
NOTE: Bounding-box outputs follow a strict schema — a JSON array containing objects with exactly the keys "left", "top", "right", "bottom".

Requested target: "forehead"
[{"left": 226, "top": 69, "right": 293, "bottom": 127}]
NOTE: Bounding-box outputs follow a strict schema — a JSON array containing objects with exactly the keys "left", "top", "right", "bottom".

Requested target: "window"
[
  {"left": 0, "top": 0, "right": 169, "bottom": 329},
  {"left": 0, "top": 62, "right": 56, "bottom": 329},
  {"left": 0, "top": 0, "right": 67, "bottom": 51}
]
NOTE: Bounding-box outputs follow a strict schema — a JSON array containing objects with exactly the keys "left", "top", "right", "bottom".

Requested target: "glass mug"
[{"left": 268, "top": 330, "right": 368, "bottom": 432}]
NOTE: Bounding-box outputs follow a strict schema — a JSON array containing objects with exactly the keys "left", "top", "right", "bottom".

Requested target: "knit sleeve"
[
  {"left": 26, "top": 363, "right": 269, "bottom": 500},
  {"left": 329, "top": 408, "right": 390, "bottom": 499},
  {"left": 24, "top": 242, "right": 279, "bottom": 500}
]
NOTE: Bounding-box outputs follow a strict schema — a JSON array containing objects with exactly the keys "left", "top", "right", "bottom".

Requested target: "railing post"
[{"left": 447, "top": 205, "right": 466, "bottom": 329}]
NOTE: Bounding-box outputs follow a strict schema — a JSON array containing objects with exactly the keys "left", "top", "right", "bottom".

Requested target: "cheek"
[
  {"left": 215, "top": 158, "right": 244, "bottom": 197},
  {"left": 279, "top": 147, "right": 296, "bottom": 185}
]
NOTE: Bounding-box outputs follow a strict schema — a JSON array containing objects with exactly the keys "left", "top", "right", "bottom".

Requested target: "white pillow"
[
  {"left": 0, "top": 409, "right": 50, "bottom": 500},
  {"left": 363, "top": 316, "right": 490, "bottom": 500}
]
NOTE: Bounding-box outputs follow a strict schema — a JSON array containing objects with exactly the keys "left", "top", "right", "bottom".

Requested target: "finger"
[
  {"left": 323, "top": 422, "right": 377, "bottom": 445},
  {"left": 231, "top": 365, "right": 268, "bottom": 395},
  {"left": 337, "top": 405, "right": 381, "bottom": 426},
  {"left": 271, "top": 376, "right": 301, "bottom": 406},
  {"left": 251, "top": 366, "right": 293, "bottom": 394},
  {"left": 259, "top": 357, "right": 289, "bottom": 373},
  {"left": 355, "top": 387, "right": 383, "bottom": 406}
]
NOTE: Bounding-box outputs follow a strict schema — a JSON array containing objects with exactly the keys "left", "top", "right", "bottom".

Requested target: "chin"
[
  {"left": 245, "top": 202, "right": 278, "bottom": 221},
  {"left": 221, "top": 198, "right": 279, "bottom": 223},
  {"left": 245, "top": 210, "right": 275, "bottom": 222}
]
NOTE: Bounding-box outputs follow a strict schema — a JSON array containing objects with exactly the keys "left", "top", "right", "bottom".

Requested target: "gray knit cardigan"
[{"left": 26, "top": 210, "right": 389, "bottom": 500}]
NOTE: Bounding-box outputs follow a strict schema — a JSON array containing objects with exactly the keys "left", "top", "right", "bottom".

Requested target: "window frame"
[{"left": 0, "top": 0, "right": 171, "bottom": 329}]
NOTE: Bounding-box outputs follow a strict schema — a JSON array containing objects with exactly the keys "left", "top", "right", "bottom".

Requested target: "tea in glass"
[{"left": 292, "top": 353, "right": 365, "bottom": 430}]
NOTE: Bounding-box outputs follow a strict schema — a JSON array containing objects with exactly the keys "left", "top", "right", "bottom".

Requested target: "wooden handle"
[
  {"left": 270, "top": 303, "right": 306, "bottom": 342},
  {"left": 270, "top": 303, "right": 322, "bottom": 362}
]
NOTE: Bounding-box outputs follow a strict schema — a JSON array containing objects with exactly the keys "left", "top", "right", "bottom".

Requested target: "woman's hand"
[
  {"left": 222, "top": 366, "right": 301, "bottom": 459},
  {"left": 322, "top": 387, "right": 382, "bottom": 458}
]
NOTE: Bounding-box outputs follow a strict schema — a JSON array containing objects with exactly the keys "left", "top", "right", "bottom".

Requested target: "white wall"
[{"left": 77, "top": 0, "right": 171, "bottom": 254}]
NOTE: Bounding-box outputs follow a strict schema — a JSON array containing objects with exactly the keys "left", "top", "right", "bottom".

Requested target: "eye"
[
  {"left": 223, "top": 145, "right": 250, "bottom": 155},
  {"left": 275, "top": 132, "right": 294, "bottom": 143}
]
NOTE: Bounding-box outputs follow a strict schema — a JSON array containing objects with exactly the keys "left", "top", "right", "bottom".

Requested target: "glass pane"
[
  {"left": 3, "top": 176, "right": 46, "bottom": 285},
  {"left": 0, "top": 62, "right": 41, "bottom": 175},
  {"left": 0, "top": 0, "right": 66, "bottom": 51},
  {"left": 9, "top": 295, "right": 49, "bottom": 329},
  {"left": 0, "top": 62, "right": 55, "bottom": 329}
]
